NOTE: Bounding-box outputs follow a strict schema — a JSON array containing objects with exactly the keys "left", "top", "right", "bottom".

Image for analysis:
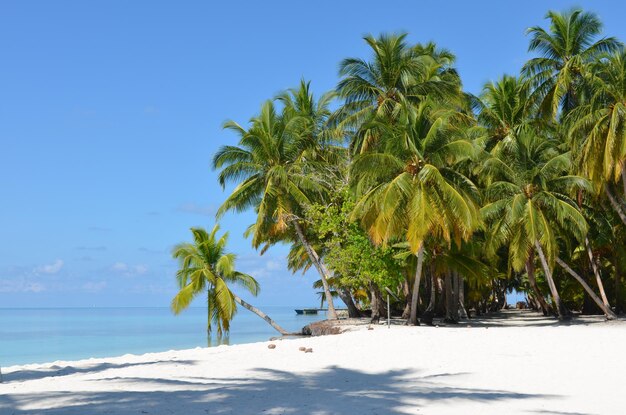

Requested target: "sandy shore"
[{"left": 1, "top": 310, "right": 625, "bottom": 415}]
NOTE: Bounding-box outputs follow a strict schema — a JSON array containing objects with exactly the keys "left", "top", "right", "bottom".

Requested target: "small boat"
[{"left": 295, "top": 308, "right": 319, "bottom": 315}]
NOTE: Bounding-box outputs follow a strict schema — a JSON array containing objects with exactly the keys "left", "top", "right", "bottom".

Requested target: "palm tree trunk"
[
  {"left": 408, "top": 245, "right": 425, "bottom": 326},
  {"left": 526, "top": 258, "right": 551, "bottom": 316},
  {"left": 338, "top": 288, "right": 361, "bottom": 318},
  {"left": 444, "top": 270, "right": 457, "bottom": 323},
  {"left": 232, "top": 294, "right": 290, "bottom": 335},
  {"left": 420, "top": 269, "right": 437, "bottom": 325},
  {"left": 556, "top": 257, "right": 617, "bottom": 320},
  {"left": 292, "top": 220, "right": 338, "bottom": 320},
  {"left": 401, "top": 280, "right": 411, "bottom": 319},
  {"left": 457, "top": 273, "right": 468, "bottom": 319},
  {"left": 615, "top": 256, "right": 622, "bottom": 314},
  {"left": 605, "top": 186, "right": 626, "bottom": 226},
  {"left": 584, "top": 237, "right": 612, "bottom": 310},
  {"left": 452, "top": 271, "right": 460, "bottom": 318},
  {"left": 534, "top": 241, "right": 569, "bottom": 320},
  {"left": 207, "top": 289, "right": 211, "bottom": 337},
  {"left": 369, "top": 283, "right": 380, "bottom": 323}
]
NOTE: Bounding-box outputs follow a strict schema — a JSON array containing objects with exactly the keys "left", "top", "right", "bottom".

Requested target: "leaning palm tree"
[
  {"left": 351, "top": 104, "right": 480, "bottom": 325},
  {"left": 171, "top": 225, "right": 289, "bottom": 337},
  {"left": 522, "top": 8, "right": 621, "bottom": 118},
  {"left": 480, "top": 129, "right": 589, "bottom": 319},
  {"left": 213, "top": 85, "right": 340, "bottom": 319}
]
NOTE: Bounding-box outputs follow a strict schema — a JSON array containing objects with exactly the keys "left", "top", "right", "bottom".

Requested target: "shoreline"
[
  {"left": 2, "top": 309, "right": 620, "bottom": 370},
  {"left": 2, "top": 311, "right": 625, "bottom": 414}
]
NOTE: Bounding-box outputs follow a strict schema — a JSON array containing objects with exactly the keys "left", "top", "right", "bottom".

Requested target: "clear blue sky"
[{"left": 1, "top": 1, "right": 624, "bottom": 308}]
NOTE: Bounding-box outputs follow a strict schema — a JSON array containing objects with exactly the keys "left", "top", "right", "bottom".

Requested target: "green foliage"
[
  {"left": 307, "top": 194, "right": 404, "bottom": 291},
  {"left": 206, "top": 8, "right": 626, "bottom": 317},
  {"left": 171, "top": 225, "right": 259, "bottom": 337}
]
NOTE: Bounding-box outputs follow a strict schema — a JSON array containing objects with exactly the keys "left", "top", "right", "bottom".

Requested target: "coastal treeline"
[{"left": 183, "top": 8, "right": 626, "bottom": 329}]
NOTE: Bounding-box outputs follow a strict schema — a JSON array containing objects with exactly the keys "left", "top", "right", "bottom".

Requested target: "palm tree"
[
  {"left": 213, "top": 84, "right": 340, "bottom": 319},
  {"left": 523, "top": 8, "right": 621, "bottom": 118},
  {"left": 335, "top": 34, "right": 461, "bottom": 153},
  {"left": 568, "top": 50, "right": 626, "bottom": 225},
  {"left": 477, "top": 75, "right": 531, "bottom": 151},
  {"left": 480, "top": 129, "right": 589, "bottom": 319},
  {"left": 171, "top": 225, "right": 289, "bottom": 337},
  {"left": 351, "top": 104, "right": 480, "bottom": 325}
]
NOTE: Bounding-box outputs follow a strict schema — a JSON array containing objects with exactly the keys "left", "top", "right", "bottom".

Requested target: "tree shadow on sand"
[
  {"left": 2, "top": 359, "right": 197, "bottom": 383},
  {"left": 0, "top": 366, "right": 555, "bottom": 414}
]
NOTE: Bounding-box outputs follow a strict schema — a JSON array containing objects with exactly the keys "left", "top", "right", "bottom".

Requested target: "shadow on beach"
[
  {"left": 369, "top": 309, "right": 621, "bottom": 329},
  {"left": 0, "top": 366, "right": 552, "bottom": 414},
  {"left": 2, "top": 359, "right": 198, "bottom": 383}
]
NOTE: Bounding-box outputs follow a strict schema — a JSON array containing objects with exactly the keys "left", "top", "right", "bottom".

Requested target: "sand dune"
[{"left": 1, "top": 310, "right": 625, "bottom": 415}]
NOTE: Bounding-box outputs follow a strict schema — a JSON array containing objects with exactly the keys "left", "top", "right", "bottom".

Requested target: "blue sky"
[{"left": 1, "top": 1, "right": 624, "bottom": 308}]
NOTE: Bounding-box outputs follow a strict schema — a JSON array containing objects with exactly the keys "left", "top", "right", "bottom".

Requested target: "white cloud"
[
  {"left": 244, "top": 257, "right": 286, "bottom": 280},
  {"left": 0, "top": 279, "right": 45, "bottom": 293},
  {"left": 25, "top": 282, "right": 45, "bottom": 292},
  {"left": 34, "top": 259, "right": 64, "bottom": 275},
  {"left": 112, "top": 262, "right": 128, "bottom": 272}
]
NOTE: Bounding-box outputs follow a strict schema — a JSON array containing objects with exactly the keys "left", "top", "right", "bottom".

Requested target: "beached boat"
[{"left": 295, "top": 308, "right": 318, "bottom": 315}]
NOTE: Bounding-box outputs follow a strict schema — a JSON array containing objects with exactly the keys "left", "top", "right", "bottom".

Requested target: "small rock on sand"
[
  {"left": 298, "top": 347, "right": 306, "bottom": 351},
  {"left": 305, "top": 348, "right": 313, "bottom": 353},
  {"left": 267, "top": 344, "right": 276, "bottom": 349}
]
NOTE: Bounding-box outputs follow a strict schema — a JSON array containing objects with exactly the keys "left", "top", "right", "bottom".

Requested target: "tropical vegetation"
[
  {"left": 177, "top": 7, "right": 626, "bottom": 332},
  {"left": 171, "top": 225, "right": 289, "bottom": 338}
]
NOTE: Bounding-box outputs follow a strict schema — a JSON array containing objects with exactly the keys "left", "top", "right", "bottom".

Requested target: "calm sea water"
[{"left": 0, "top": 306, "right": 324, "bottom": 366}]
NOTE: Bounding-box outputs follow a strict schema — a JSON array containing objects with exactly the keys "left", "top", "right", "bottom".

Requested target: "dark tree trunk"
[
  {"left": 401, "top": 280, "right": 411, "bottom": 319},
  {"left": 435, "top": 276, "right": 446, "bottom": 317},
  {"left": 337, "top": 288, "right": 361, "bottom": 318},
  {"left": 616, "top": 262, "right": 623, "bottom": 314},
  {"left": 535, "top": 242, "right": 570, "bottom": 320},
  {"left": 452, "top": 271, "right": 460, "bottom": 318},
  {"left": 526, "top": 258, "right": 552, "bottom": 316},
  {"left": 292, "top": 220, "right": 338, "bottom": 320},
  {"left": 444, "top": 270, "right": 458, "bottom": 323},
  {"left": 605, "top": 186, "right": 626, "bottom": 226},
  {"left": 374, "top": 285, "right": 387, "bottom": 317},
  {"left": 556, "top": 257, "right": 617, "bottom": 319},
  {"left": 457, "top": 273, "right": 468, "bottom": 319},
  {"left": 585, "top": 238, "right": 612, "bottom": 311},
  {"left": 370, "top": 283, "right": 380, "bottom": 323},
  {"left": 420, "top": 269, "right": 437, "bottom": 325},
  {"left": 408, "top": 246, "right": 425, "bottom": 326}
]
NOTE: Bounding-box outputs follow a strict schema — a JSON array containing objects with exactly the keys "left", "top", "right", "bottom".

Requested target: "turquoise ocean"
[{"left": 0, "top": 306, "right": 324, "bottom": 366}]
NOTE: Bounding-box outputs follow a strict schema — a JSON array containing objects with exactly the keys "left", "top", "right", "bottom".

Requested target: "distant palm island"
[{"left": 170, "top": 7, "right": 626, "bottom": 335}]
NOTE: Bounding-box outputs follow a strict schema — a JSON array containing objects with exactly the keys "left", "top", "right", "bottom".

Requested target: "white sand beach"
[{"left": 1, "top": 311, "right": 625, "bottom": 415}]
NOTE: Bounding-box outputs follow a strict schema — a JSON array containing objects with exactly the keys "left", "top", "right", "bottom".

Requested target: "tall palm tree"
[
  {"left": 568, "top": 50, "right": 626, "bottom": 225},
  {"left": 480, "top": 129, "right": 588, "bottom": 319},
  {"left": 335, "top": 34, "right": 461, "bottom": 153},
  {"left": 523, "top": 8, "right": 621, "bottom": 119},
  {"left": 477, "top": 75, "right": 531, "bottom": 151},
  {"left": 171, "top": 225, "right": 289, "bottom": 337},
  {"left": 351, "top": 104, "right": 480, "bottom": 325},
  {"left": 213, "top": 84, "right": 340, "bottom": 319}
]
